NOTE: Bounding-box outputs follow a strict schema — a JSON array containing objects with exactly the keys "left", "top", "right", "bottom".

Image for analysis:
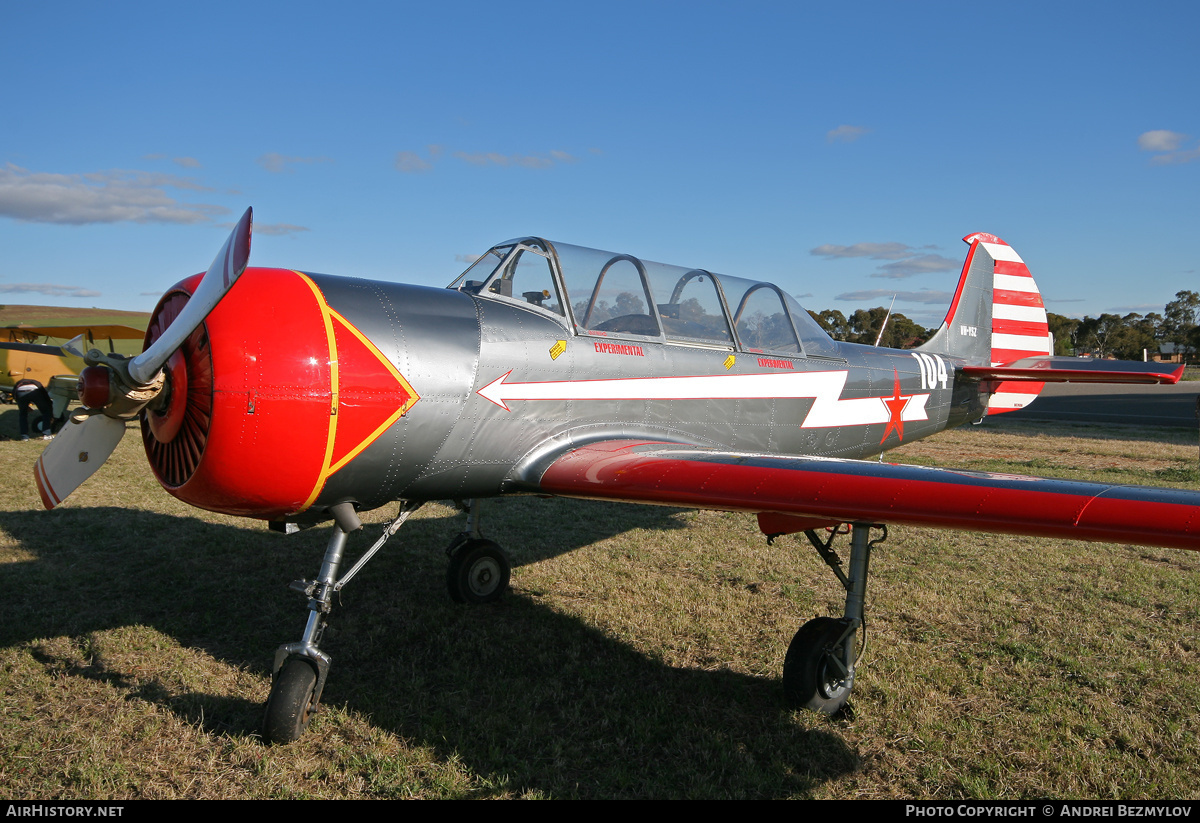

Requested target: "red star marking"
[{"left": 879, "top": 368, "right": 913, "bottom": 444}]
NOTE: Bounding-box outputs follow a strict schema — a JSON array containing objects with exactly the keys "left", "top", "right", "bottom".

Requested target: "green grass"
[
  {"left": 1, "top": 415, "right": 1199, "bottom": 798},
  {"left": 0, "top": 304, "right": 151, "bottom": 330},
  {"left": 2, "top": 304, "right": 150, "bottom": 358}
]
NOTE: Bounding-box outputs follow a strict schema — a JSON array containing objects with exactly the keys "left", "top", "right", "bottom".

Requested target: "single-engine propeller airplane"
[{"left": 32, "top": 208, "right": 1200, "bottom": 743}]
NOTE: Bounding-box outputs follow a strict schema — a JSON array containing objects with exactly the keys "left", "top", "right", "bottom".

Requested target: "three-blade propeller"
[{"left": 34, "top": 208, "right": 253, "bottom": 510}]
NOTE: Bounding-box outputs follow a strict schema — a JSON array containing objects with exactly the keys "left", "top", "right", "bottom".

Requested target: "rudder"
[{"left": 918, "top": 232, "right": 1051, "bottom": 413}]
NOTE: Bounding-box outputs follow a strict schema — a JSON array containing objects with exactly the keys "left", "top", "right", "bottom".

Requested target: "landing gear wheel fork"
[
  {"left": 783, "top": 616, "right": 856, "bottom": 714},
  {"left": 263, "top": 500, "right": 423, "bottom": 744},
  {"left": 784, "top": 521, "right": 884, "bottom": 714},
  {"left": 263, "top": 656, "right": 320, "bottom": 745}
]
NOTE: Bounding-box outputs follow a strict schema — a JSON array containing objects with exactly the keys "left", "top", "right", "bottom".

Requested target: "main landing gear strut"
[
  {"left": 261, "top": 499, "right": 512, "bottom": 745},
  {"left": 778, "top": 521, "right": 886, "bottom": 715},
  {"left": 445, "top": 499, "right": 511, "bottom": 604}
]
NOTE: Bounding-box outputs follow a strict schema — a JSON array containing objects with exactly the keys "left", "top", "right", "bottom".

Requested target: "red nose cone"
[{"left": 78, "top": 366, "right": 111, "bottom": 409}]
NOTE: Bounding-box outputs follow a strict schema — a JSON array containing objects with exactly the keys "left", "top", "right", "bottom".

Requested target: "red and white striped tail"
[{"left": 964, "top": 233, "right": 1051, "bottom": 413}]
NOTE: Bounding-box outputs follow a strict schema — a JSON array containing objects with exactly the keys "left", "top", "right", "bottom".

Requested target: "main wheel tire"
[
  {"left": 262, "top": 657, "right": 318, "bottom": 745},
  {"left": 446, "top": 539, "right": 510, "bottom": 604},
  {"left": 783, "top": 617, "right": 855, "bottom": 715}
]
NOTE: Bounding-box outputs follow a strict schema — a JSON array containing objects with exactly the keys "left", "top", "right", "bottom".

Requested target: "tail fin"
[{"left": 918, "top": 233, "right": 1051, "bottom": 413}]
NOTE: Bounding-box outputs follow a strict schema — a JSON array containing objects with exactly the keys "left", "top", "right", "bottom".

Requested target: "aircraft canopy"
[{"left": 450, "top": 238, "right": 839, "bottom": 359}]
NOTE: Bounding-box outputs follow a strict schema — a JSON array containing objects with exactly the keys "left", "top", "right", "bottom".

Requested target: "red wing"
[{"left": 536, "top": 440, "right": 1200, "bottom": 551}]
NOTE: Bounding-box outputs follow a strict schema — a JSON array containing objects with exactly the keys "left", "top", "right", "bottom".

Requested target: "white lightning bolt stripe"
[{"left": 476, "top": 369, "right": 930, "bottom": 429}]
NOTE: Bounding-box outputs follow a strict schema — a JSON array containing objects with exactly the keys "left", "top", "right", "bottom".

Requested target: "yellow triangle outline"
[{"left": 293, "top": 272, "right": 420, "bottom": 512}]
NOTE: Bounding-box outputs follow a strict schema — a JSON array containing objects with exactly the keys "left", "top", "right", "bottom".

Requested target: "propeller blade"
[
  {"left": 128, "top": 207, "right": 253, "bottom": 385},
  {"left": 33, "top": 415, "right": 128, "bottom": 509}
]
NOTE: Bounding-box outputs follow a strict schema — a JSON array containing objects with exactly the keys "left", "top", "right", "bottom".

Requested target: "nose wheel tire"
[
  {"left": 783, "top": 617, "right": 856, "bottom": 715},
  {"left": 446, "top": 539, "right": 510, "bottom": 604},
  {"left": 263, "top": 656, "right": 318, "bottom": 745}
]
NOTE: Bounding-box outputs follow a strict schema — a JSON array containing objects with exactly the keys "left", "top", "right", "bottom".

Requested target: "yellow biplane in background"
[{"left": 2, "top": 324, "right": 145, "bottom": 433}]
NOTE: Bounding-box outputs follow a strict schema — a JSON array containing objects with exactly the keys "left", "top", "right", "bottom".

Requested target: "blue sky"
[{"left": 1, "top": 1, "right": 1197, "bottom": 327}]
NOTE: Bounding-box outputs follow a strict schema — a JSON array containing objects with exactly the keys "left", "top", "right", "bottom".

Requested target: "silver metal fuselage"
[{"left": 304, "top": 275, "right": 978, "bottom": 516}]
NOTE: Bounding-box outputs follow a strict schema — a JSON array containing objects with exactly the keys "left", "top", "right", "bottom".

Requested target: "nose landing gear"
[
  {"left": 262, "top": 498, "right": 513, "bottom": 744},
  {"left": 262, "top": 501, "right": 422, "bottom": 744}
]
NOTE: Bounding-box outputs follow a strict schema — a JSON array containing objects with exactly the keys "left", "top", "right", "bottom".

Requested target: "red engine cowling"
[{"left": 140, "top": 267, "right": 417, "bottom": 520}]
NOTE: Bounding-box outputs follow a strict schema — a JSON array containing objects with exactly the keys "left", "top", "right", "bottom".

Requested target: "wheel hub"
[
  {"left": 469, "top": 558, "right": 500, "bottom": 595},
  {"left": 818, "top": 654, "right": 853, "bottom": 699}
]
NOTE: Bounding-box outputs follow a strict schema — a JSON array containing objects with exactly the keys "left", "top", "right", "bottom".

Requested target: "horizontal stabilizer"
[{"left": 961, "top": 358, "right": 1183, "bottom": 385}]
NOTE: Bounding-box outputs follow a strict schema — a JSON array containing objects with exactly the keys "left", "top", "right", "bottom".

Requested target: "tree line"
[{"left": 807, "top": 291, "right": 1200, "bottom": 361}]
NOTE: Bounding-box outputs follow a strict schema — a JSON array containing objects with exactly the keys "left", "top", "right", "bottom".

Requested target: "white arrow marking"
[{"left": 476, "top": 369, "right": 929, "bottom": 428}]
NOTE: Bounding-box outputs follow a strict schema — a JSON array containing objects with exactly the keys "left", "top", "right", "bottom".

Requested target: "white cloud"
[
  {"left": 515, "top": 155, "right": 554, "bottom": 169},
  {"left": 395, "top": 151, "right": 434, "bottom": 173},
  {"left": 835, "top": 288, "right": 953, "bottom": 304},
  {"left": 421, "top": 149, "right": 580, "bottom": 170},
  {"left": 395, "top": 145, "right": 583, "bottom": 174},
  {"left": 257, "top": 153, "right": 333, "bottom": 173},
  {"left": 251, "top": 222, "right": 309, "bottom": 236},
  {"left": 394, "top": 145, "right": 449, "bottom": 173},
  {"left": 455, "top": 151, "right": 510, "bottom": 166},
  {"left": 872, "top": 254, "right": 959, "bottom": 279},
  {"left": 1152, "top": 146, "right": 1200, "bottom": 165},
  {"left": 173, "top": 156, "right": 201, "bottom": 169},
  {"left": 0, "top": 283, "right": 102, "bottom": 297},
  {"left": 1137, "top": 130, "right": 1200, "bottom": 164},
  {"left": 827, "top": 125, "right": 869, "bottom": 144},
  {"left": 1106, "top": 303, "right": 1163, "bottom": 315},
  {"left": 813, "top": 239, "right": 958, "bottom": 279},
  {"left": 812, "top": 242, "right": 915, "bottom": 260},
  {"left": 1138, "top": 130, "right": 1186, "bottom": 152},
  {"left": 0, "top": 164, "right": 226, "bottom": 225}
]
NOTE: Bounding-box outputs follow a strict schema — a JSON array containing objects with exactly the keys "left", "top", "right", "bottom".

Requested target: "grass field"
[
  {"left": 2, "top": 305, "right": 151, "bottom": 359},
  {"left": 0, "top": 304, "right": 151, "bottom": 330},
  {"left": 0, "top": 304, "right": 150, "bottom": 335},
  {"left": 1, "top": 412, "right": 1198, "bottom": 799}
]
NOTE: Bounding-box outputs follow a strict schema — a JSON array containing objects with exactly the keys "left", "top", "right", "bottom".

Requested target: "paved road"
[{"left": 1005, "top": 381, "right": 1200, "bottom": 428}]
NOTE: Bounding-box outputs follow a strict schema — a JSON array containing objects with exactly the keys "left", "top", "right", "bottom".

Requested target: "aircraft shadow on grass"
[
  {"left": 1005, "top": 389, "right": 1200, "bottom": 428},
  {"left": 2, "top": 504, "right": 857, "bottom": 797}
]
